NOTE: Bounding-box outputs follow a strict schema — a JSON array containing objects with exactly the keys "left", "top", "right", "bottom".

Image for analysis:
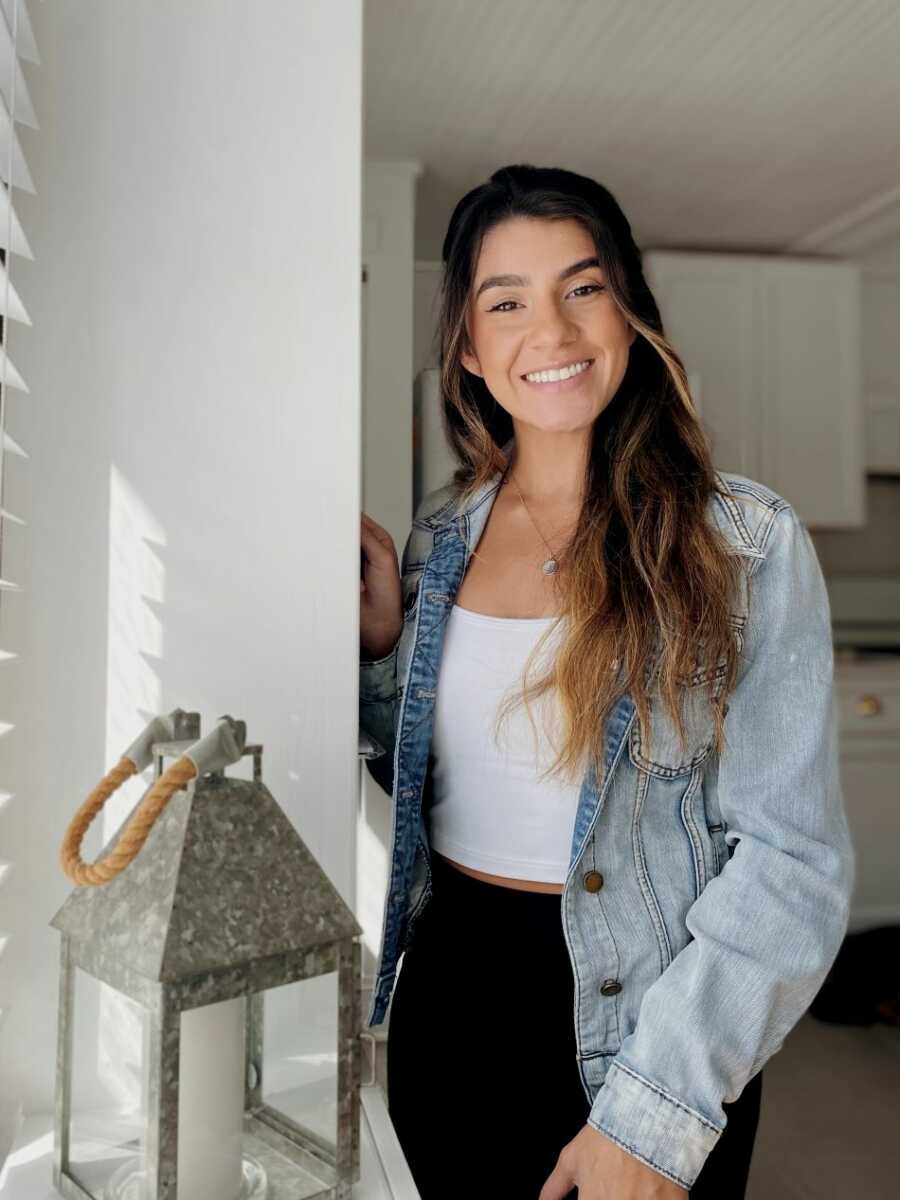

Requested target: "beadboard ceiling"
[{"left": 364, "top": 0, "right": 900, "bottom": 259}]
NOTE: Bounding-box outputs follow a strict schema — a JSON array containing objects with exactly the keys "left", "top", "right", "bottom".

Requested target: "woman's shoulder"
[
  {"left": 711, "top": 471, "right": 829, "bottom": 646},
  {"left": 412, "top": 481, "right": 462, "bottom": 526},
  {"left": 708, "top": 469, "right": 806, "bottom": 571},
  {"left": 712, "top": 468, "right": 791, "bottom": 515},
  {"left": 714, "top": 473, "right": 832, "bottom": 674}
]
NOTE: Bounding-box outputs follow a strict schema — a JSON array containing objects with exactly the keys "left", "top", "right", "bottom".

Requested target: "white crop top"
[{"left": 428, "top": 603, "right": 581, "bottom": 884}]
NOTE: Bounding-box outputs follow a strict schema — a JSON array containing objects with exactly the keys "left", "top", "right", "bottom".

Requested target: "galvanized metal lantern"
[{"left": 50, "top": 709, "right": 362, "bottom": 1200}]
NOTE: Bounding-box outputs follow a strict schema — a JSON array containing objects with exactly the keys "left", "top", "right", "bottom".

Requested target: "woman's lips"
[{"left": 520, "top": 359, "right": 595, "bottom": 393}]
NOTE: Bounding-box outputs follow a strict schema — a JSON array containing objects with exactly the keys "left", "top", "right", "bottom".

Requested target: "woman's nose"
[{"left": 528, "top": 304, "right": 578, "bottom": 346}]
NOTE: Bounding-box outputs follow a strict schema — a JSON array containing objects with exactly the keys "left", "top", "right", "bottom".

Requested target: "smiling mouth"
[{"left": 521, "top": 358, "right": 595, "bottom": 383}]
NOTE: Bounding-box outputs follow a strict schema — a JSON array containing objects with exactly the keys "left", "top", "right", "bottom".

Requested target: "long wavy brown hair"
[{"left": 434, "top": 163, "right": 747, "bottom": 788}]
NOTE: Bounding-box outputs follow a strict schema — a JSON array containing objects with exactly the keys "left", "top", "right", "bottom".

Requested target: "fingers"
[
  {"left": 361, "top": 511, "right": 387, "bottom": 536},
  {"left": 360, "top": 512, "right": 396, "bottom": 558}
]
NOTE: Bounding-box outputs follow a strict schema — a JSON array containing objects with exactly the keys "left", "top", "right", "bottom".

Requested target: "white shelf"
[{"left": 0, "top": 1088, "right": 420, "bottom": 1200}]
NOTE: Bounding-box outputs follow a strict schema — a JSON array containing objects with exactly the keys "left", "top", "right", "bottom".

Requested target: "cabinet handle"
[{"left": 855, "top": 694, "right": 883, "bottom": 718}]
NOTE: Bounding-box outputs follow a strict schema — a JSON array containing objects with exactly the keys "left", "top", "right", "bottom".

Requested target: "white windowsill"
[{"left": 0, "top": 1089, "right": 420, "bottom": 1199}]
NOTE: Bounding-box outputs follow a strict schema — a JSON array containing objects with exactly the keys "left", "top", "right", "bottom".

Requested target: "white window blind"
[{"left": 0, "top": 0, "right": 37, "bottom": 1170}]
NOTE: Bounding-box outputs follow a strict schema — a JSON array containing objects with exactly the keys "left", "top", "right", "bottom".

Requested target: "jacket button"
[
  {"left": 600, "top": 979, "right": 622, "bottom": 996},
  {"left": 582, "top": 870, "right": 604, "bottom": 892}
]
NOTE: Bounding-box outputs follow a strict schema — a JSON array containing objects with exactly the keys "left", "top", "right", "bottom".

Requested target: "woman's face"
[{"left": 460, "top": 216, "right": 635, "bottom": 436}]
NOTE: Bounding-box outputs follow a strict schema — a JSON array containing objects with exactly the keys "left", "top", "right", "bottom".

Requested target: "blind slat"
[
  {"left": 0, "top": 351, "right": 29, "bottom": 393},
  {"left": 0, "top": 257, "right": 29, "bottom": 324},
  {"left": 0, "top": 97, "right": 34, "bottom": 193},
  {"left": 1, "top": 0, "right": 37, "bottom": 68},
  {"left": 0, "top": 6, "right": 36, "bottom": 129},
  {"left": 1, "top": 431, "right": 27, "bottom": 459},
  {"left": 0, "top": 0, "right": 31, "bottom": 1131},
  {"left": 0, "top": 185, "right": 31, "bottom": 258}
]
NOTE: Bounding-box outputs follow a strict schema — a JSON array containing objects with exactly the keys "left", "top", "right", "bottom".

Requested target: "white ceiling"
[{"left": 363, "top": 0, "right": 900, "bottom": 260}]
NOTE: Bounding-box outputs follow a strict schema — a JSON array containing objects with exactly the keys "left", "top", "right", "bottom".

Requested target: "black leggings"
[{"left": 387, "top": 850, "right": 762, "bottom": 1198}]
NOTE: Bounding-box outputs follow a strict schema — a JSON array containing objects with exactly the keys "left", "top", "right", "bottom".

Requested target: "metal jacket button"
[
  {"left": 600, "top": 979, "right": 622, "bottom": 996},
  {"left": 582, "top": 870, "right": 604, "bottom": 892}
]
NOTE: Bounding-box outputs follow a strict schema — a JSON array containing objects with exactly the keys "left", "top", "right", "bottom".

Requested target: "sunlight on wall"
[
  {"left": 75, "top": 464, "right": 167, "bottom": 1118},
  {"left": 104, "top": 463, "right": 167, "bottom": 839}
]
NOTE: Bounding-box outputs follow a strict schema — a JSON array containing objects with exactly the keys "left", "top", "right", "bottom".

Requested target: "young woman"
[{"left": 359, "top": 164, "right": 855, "bottom": 1199}]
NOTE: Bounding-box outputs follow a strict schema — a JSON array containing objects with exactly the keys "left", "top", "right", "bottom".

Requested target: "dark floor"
[{"left": 747, "top": 1012, "right": 900, "bottom": 1199}]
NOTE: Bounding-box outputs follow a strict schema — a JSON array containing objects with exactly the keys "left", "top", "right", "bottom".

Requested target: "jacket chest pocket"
[
  {"left": 628, "top": 619, "right": 744, "bottom": 780},
  {"left": 628, "top": 679, "right": 720, "bottom": 778}
]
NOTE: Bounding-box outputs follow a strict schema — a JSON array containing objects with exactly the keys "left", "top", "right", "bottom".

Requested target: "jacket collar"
[{"left": 429, "top": 435, "right": 765, "bottom": 561}]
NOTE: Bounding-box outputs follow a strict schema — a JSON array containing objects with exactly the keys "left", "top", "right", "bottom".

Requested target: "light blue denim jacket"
[{"left": 359, "top": 444, "right": 855, "bottom": 1190}]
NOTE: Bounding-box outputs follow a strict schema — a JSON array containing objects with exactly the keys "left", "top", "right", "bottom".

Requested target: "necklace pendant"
[{"left": 541, "top": 558, "right": 559, "bottom": 575}]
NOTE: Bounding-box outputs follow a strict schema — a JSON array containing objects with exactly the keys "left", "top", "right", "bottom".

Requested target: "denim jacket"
[{"left": 358, "top": 443, "right": 855, "bottom": 1190}]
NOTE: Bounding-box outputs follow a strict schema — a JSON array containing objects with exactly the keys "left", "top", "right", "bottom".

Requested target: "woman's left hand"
[{"left": 538, "top": 1123, "right": 689, "bottom": 1199}]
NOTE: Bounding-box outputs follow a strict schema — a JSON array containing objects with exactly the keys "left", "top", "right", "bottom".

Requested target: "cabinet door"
[
  {"left": 865, "top": 392, "right": 900, "bottom": 474},
  {"left": 758, "top": 259, "right": 865, "bottom": 526},
  {"left": 644, "top": 252, "right": 762, "bottom": 480},
  {"left": 863, "top": 269, "right": 900, "bottom": 474}
]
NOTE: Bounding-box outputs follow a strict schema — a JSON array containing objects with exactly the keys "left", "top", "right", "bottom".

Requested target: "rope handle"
[
  {"left": 59, "top": 754, "right": 198, "bottom": 887},
  {"left": 59, "top": 710, "right": 246, "bottom": 888}
]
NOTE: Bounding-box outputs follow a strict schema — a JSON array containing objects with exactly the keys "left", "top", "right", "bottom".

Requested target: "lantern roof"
[{"left": 50, "top": 765, "right": 363, "bottom": 983}]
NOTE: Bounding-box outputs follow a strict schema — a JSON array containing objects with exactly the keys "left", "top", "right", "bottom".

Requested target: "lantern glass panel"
[
  {"left": 261, "top": 970, "right": 339, "bottom": 1151},
  {"left": 69, "top": 966, "right": 150, "bottom": 1198}
]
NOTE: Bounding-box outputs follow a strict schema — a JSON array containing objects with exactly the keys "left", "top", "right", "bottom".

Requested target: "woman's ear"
[
  {"left": 459, "top": 314, "right": 482, "bottom": 376},
  {"left": 460, "top": 347, "right": 482, "bottom": 377}
]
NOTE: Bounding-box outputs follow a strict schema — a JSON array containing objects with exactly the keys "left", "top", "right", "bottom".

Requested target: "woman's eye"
[{"left": 487, "top": 284, "right": 604, "bottom": 313}]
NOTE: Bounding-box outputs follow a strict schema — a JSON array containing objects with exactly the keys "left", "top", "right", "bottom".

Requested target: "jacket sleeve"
[
  {"left": 585, "top": 503, "right": 856, "bottom": 1189},
  {"left": 359, "top": 523, "right": 416, "bottom": 796},
  {"left": 359, "top": 639, "right": 400, "bottom": 795}
]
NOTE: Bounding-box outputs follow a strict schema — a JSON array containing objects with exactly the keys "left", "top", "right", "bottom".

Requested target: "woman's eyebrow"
[{"left": 474, "top": 256, "right": 602, "bottom": 300}]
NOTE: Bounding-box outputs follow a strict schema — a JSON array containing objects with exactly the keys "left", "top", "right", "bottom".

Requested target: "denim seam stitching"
[
  {"left": 681, "top": 765, "right": 707, "bottom": 898},
  {"left": 713, "top": 483, "right": 760, "bottom": 556},
  {"left": 584, "top": 1118, "right": 692, "bottom": 1190},
  {"left": 632, "top": 767, "right": 673, "bottom": 973},
  {"left": 726, "top": 479, "right": 785, "bottom": 509}
]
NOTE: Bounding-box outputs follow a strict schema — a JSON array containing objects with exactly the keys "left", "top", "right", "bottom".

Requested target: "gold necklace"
[{"left": 507, "top": 469, "right": 567, "bottom": 576}]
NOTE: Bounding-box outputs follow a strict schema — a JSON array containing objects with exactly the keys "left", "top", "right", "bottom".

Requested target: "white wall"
[
  {"left": 361, "top": 161, "right": 422, "bottom": 544},
  {"left": 0, "top": 0, "right": 362, "bottom": 1116},
  {"left": 357, "top": 160, "right": 421, "bottom": 995}
]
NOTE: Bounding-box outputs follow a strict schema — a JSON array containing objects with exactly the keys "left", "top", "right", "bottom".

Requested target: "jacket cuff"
[
  {"left": 359, "top": 642, "right": 399, "bottom": 702},
  {"left": 586, "top": 1059, "right": 722, "bottom": 1190}
]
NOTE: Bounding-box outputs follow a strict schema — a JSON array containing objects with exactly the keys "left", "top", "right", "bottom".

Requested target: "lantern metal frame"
[{"left": 52, "top": 722, "right": 362, "bottom": 1200}]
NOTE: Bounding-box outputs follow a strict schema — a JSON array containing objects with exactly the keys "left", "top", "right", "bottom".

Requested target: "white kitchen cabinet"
[
  {"left": 865, "top": 391, "right": 900, "bottom": 474},
  {"left": 862, "top": 261, "right": 900, "bottom": 475},
  {"left": 644, "top": 251, "right": 865, "bottom": 528},
  {"left": 835, "top": 656, "right": 900, "bottom": 930}
]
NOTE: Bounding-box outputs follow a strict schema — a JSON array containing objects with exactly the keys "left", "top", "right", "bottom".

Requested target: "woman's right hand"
[{"left": 360, "top": 512, "right": 403, "bottom": 659}]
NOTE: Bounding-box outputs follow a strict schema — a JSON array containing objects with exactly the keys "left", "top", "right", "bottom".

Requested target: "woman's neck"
[{"left": 504, "top": 434, "right": 589, "bottom": 508}]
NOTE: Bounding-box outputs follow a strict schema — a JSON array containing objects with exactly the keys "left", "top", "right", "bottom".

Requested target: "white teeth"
[{"left": 524, "top": 359, "right": 591, "bottom": 383}]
